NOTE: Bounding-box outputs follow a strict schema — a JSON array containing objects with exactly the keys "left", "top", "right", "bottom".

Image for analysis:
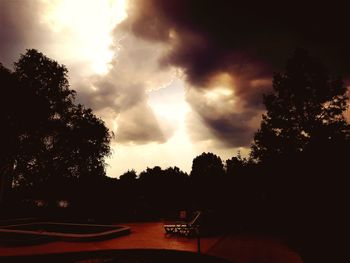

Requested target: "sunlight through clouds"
[
  {"left": 40, "top": 0, "right": 128, "bottom": 75},
  {"left": 0, "top": 0, "right": 248, "bottom": 176}
]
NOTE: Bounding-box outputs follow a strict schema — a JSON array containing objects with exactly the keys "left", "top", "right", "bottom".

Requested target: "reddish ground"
[{"left": 0, "top": 222, "right": 303, "bottom": 263}]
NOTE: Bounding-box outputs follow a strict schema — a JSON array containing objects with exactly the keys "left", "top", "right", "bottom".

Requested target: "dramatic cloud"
[
  {"left": 116, "top": 102, "right": 165, "bottom": 144},
  {"left": 122, "top": 0, "right": 350, "bottom": 147},
  {"left": 0, "top": 0, "right": 177, "bottom": 145},
  {"left": 0, "top": 1, "right": 49, "bottom": 67},
  {"left": 186, "top": 73, "right": 270, "bottom": 148},
  {"left": 76, "top": 30, "right": 177, "bottom": 144},
  {"left": 1, "top": 0, "right": 349, "bottom": 175}
]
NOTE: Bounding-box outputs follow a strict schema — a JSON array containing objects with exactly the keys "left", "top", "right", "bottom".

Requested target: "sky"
[{"left": 1, "top": 0, "right": 349, "bottom": 177}]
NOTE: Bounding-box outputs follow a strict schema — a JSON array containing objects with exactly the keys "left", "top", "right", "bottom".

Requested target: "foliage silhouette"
[
  {"left": 0, "top": 49, "right": 111, "bottom": 204},
  {"left": 119, "top": 169, "right": 138, "bottom": 182},
  {"left": 191, "top": 152, "right": 224, "bottom": 179},
  {"left": 250, "top": 49, "right": 350, "bottom": 262},
  {"left": 251, "top": 48, "right": 349, "bottom": 163}
]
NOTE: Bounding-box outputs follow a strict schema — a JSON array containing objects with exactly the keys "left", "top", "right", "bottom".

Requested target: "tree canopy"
[
  {"left": 251, "top": 49, "right": 350, "bottom": 162},
  {"left": 0, "top": 49, "right": 111, "bottom": 201},
  {"left": 190, "top": 152, "right": 224, "bottom": 178}
]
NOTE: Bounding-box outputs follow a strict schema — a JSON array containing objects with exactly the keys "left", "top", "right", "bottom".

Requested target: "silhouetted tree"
[
  {"left": 162, "top": 166, "right": 189, "bottom": 211},
  {"left": 0, "top": 49, "right": 111, "bottom": 204},
  {"left": 124, "top": 166, "right": 189, "bottom": 218},
  {"left": 119, "top": 169, "right": 138, "bottom": 182},
  {"left": 190, "top": 153, "right": 225, "bottom": 210},
  {"left": 250, "top": 49, "right": 350, "bottom": 262},
  {"left": 251, "top": 48, "right": 349, "bottom": 162},
  {"left": 138, "top": 166, "right": 167, "bottom": 216},
  {"left": 0, "top": 65, "right": 18, "bottom": 204},
  {"left": 225, "top": 152, "right": 247, "bottom": 177},
  {"left": 190, "top": 152, "right": 224, "bottom": 178}
]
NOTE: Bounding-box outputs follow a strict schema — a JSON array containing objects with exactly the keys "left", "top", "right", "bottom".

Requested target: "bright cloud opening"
[
  {"left": 204, "top": 87, "right": 233, "bottom": 102},
  {"left": 40, "top": 0, "right": 128, "bottom": 75}
]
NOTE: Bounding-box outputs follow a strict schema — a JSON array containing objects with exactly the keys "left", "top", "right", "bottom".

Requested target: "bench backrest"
[{"left": 188, "top": 211, "right": 201, "bottom": 226}]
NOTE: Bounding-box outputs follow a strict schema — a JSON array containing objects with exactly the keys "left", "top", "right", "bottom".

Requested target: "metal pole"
[{"left": 196, "top": 226, "right": 201, "bottom": 254}]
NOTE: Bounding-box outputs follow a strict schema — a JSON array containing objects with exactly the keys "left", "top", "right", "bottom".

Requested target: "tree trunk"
[{"left": 0, "top": 160, "right": 14, "bottom": 205}]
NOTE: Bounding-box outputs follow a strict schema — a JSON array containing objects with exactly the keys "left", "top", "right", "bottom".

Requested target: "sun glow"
[
  {"left": 41, "top": 0, "right": 128, "bottom": 74},
  {"left": 204, "top": 87, "right": 233, "bottom": 101}
]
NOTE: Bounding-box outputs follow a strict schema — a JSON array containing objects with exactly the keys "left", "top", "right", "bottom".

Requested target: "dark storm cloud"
[
  {"left": 0, "top": 0, "right": 47, "bottom": 68},
  {"left": 186, "top": 76, "right": 269, "bottom": 148},
  {"left": 2, "top": 0, "right": 348, "bottom": 147},
  {"left": 123, "top": 0, "right": 350, "bottom": 147}
]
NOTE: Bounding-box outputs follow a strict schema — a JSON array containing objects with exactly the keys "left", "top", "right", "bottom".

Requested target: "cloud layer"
[
  {"left": 1, "top": 0, "right": 349, "bottom": 149},
  {"left": 76, "top": 30, "right": 177, "bottom": 144},
  {"left": 0, "top": 1, "right": 49, "bottom": 67},
  {"left": 0, "top": 1, "right": 177, "bottom": 145},
  {"left": 122, "top": 0, "right": 350, "bottom": 147}
]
